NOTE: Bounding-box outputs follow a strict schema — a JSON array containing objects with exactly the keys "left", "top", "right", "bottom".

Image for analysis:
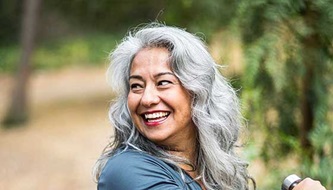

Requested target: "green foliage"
[
  {"left": 0, "top": 33, "right": 118, "bottom": 73},
  {"left": 0, "top": 0, "right": 21, "bottom": 44},
  {"left": 163, "top": 0, "right": 238, "bottom": 38},
  {"left": 0, "top": 44, "right": 20, "bottom": 72},
  {"left": 1, "top": 0, "right": 240, "bottom": 72},
  {"left": 43, "top": 0, "right": 238, "bottom": 39},
  {"left": 303, "top": 124, "right": 333, "bottom": 189},
  {"left": 234, "top": 0, "right": 333, "bottom": 188},
  {"left": 44, "top": 0, "right": 165, "bottom": 33}
]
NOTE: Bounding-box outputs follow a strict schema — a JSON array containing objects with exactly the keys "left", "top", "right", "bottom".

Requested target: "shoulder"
[
  {"left": 98, "top": 148, "right": 184, "bottom": 190},
  {"left": 103, "top": 149, "right": 172, "bottom": 174},
  {"left": 102, "top": 149, "right": 172, "bottom": 178}
]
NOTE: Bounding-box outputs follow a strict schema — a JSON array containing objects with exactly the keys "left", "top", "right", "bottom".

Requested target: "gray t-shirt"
[{"left": 98, "top": 147, "right": 202, "bottom": 190}]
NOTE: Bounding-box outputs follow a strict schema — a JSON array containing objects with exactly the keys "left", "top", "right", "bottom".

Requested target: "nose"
[{"left": 141, "top": 85, "right": 160, "bottom": 107}]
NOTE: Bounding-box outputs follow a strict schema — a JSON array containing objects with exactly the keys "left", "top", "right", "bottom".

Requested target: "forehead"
[{"left": 130, "top": 47, "right": 172, "bottom": 74}]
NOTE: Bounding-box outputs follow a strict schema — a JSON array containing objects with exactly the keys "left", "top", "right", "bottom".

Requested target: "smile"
[{"left": 142, "top": 111, "right": 170, "bottom": 124}]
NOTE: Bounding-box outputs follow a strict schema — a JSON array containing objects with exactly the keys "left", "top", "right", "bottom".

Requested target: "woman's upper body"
[
  {"left": 94, "top": 23, "right": 249, "bottom": 190},
  {"left": 98, "top": 145, "right": 201, "bottom": 190},
  {"left": 94, "top": 23, "right": 326, "bottom": 190}
]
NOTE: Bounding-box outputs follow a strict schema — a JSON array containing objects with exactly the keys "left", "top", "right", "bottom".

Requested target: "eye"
[
  {"left": 130, "top": 83, "right": 143, "bottom": 90},
  {"left": 157, "top": 80, "right": 172, "bottom": 87}
]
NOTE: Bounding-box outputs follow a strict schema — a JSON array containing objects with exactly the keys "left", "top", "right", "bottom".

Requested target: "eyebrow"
[
  {"left": 155, "top": 72, "right": 175, "bottom": 78},
  {"left": 129, "top": 72, "right": 176, "bottom": 80}
]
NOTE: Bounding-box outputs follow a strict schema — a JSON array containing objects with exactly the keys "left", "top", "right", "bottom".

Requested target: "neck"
[
  {"left": 158, "top": 124, "right": 198, "bottom": 164},
  {"left": 164, "top": 138, "right": 206, "bottom": 190},
  {"left": 167, "top": 145, "right": 197, "bottom": 167},
  {"left": 164, "top": 132, "right": 198, "bottom": 166},
  {"left": 165, "top": 135, "right": 198, "bottom": 173}
]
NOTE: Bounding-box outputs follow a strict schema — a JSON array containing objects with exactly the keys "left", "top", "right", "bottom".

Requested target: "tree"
[
  {"left": 2, "top": 0, "right": 42, "bottom": 127},
  {"left": 233, "top": 0, "right": 333, "bottom": 187}
]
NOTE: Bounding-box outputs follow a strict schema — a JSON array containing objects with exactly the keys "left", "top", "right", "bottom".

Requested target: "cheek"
[
  {"left": 127, "top": 94, "right": 138, "bottom": 116},
  {"left": 175, "top": 91, "right": 193, "bottom": 117},
  {"left": 181, "top": 101, "right": 192, "bottom": 119}
]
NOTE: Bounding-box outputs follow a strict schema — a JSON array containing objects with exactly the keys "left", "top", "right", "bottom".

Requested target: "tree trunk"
[
  {"left": 2, "top": 0, "right": 42, "bottom": 127},
  {"left": 299, "top": 1, "right": 320, "bottom": 159},
  {"left": 300, "top": 62, "right": 314, "bottom": 158}
]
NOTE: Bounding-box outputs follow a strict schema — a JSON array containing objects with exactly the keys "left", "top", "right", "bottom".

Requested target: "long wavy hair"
[{"left": 94, "top": 23, "right": 251, "bottom": 190}]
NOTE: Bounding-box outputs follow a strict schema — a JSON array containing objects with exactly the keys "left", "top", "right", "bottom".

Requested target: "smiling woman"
[
  {"left": 93, "top": 23, "right": 249, "bottom": 190},
  {"left": 93, "top": 23, "right": 326, "bottom": 190},
  {"left": 128, "top": 48, "right": 196, "bottom": 149}
]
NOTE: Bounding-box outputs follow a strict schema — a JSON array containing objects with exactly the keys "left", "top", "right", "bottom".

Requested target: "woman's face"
[{"left": 127, "top": 47, "right": 196, "bottom": 148}]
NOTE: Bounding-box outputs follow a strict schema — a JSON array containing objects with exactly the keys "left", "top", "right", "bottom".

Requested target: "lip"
[
  {"left": 140, "top": 110, "right": 170, "bottom": 127},
  {"left": 144, "top": 117, "right": 168, "bottom": 127}
]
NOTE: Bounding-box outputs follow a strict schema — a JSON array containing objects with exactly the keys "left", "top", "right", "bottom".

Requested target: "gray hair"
[{"left": 94, "top": 23, "right": 251, "bottom": 190}]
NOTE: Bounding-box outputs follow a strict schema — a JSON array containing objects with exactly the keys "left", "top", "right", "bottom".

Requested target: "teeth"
[{"left": 145, "top": 112, "right": 169, "bottom": 119}]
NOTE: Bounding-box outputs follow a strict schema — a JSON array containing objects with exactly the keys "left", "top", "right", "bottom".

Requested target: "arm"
[{"left": 293, "top": 178, "right": 326, "bottom": 190}]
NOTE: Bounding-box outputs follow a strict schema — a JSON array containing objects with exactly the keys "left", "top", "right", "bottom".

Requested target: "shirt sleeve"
[{"left": 98, "top": 150, "right": 186, "bottom": 190}]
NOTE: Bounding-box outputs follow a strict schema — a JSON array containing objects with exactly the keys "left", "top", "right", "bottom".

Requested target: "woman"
[{"left": 94, "top": 23, "right": 326, "bottom": 190}]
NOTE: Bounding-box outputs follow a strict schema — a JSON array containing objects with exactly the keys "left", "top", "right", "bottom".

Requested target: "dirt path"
[{"left": 0, "top": 66, "right": 113, "bottom": 190}]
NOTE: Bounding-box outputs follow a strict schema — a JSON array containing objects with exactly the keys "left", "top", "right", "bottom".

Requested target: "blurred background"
[{"left": 0, "top": 0, "right": 332, "bottom": 189}]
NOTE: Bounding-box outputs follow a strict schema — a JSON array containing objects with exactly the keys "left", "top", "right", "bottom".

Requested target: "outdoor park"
[{"left": 0, "top": 0, "right": 332, "bottom": 189}]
